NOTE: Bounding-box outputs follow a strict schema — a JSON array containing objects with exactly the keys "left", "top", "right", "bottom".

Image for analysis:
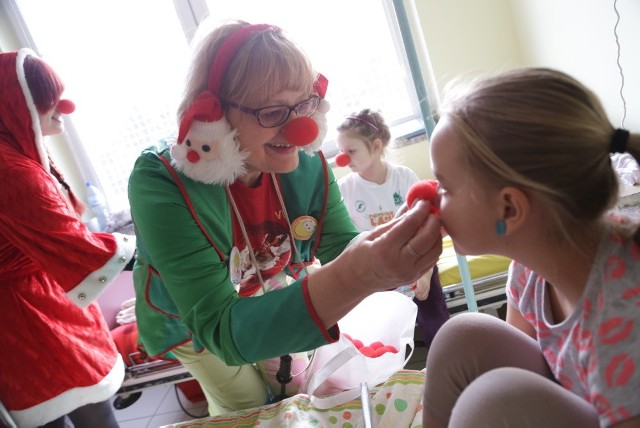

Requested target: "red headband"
[
  {"left": 178, "top": 24, "right": 279, "bottom": 144},
  {"left": 208, "top": 24, "right": 279, "bottom": 96}
]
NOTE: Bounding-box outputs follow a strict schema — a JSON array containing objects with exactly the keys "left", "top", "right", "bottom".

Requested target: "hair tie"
[
  {"left": 610, "top": 128, "right": 630, "bottom": 154},
  {"left": 347, "top": 116, "right": 379, "bottom": 133}
]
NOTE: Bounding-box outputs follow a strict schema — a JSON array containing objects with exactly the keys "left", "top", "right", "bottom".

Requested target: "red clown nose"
[
  {"left": 406, "top": 179, "right": 440, "bottom": 215},
  {"left": 281, "top": 116, "right": 318, "bottom": 147},
  {"left": 335, "top": 153, "right": 350, "bottom": 167},
  {"left": 57, "top": 99, "right": 75, "bottom": 114}
]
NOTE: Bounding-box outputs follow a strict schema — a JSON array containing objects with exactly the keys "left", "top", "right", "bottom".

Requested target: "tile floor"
[{"left": 112, "top": 383, "right": 208, "bottom": 428}]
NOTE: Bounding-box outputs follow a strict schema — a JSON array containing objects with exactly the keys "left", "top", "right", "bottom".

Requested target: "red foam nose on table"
[
  {"left": 281, "top": 116, "right": 318, "bottom": 147},
  {"left": 343, "top": 334, "right": 398, "bottom": 358}
]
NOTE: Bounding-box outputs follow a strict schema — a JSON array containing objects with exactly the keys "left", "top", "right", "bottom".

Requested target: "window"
[
  {"left": 9, "top": 0, "right": 191, "bottom": 211},
  {"left": 203, "top": 0, "right": 424, "bottom": 154},
  {"left": 6, "top": 0, "right": 425, "bottom": 210}
]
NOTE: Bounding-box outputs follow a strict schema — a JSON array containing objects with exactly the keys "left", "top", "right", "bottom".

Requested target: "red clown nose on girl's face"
[
  {"left": 406, "top": 179, "right": 440, "bottom": 215},
  {"left": 56, "top": 99, "right": 75, "bottom": 114},
  {"left": 335, "top": 153, "right": 350, "bottom": 167},
  {"left": 281, "top": 116, "right": 318, "bottom": 147}
]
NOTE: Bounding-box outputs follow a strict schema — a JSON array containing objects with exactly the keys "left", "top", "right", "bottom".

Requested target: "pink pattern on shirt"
[
  {"left": 505, "top": 221, "right": 640, "bottom": 426},
  {"left": 605, "top": 255, "right": 625, "bottom": 280},
  {"left": 605, "top": 354, "right": 634, "bottom": 387},
  {"left": 598, "top": 317, "right": 633, "bottom": 345}
]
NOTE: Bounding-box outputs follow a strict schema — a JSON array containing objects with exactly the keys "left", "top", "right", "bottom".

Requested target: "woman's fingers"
[
  {"left": 406, "top": 212, "right": 443, "bottom": 266},
  {"left": 393, "top": 202, "right": 410, "bottom": 219},
  {"left": 354, "top": 200, "right": 443, "bottom": 288}
]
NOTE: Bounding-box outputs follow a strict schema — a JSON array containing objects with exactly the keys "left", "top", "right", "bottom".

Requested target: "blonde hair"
[
  {"left": 337, "top": 108, "right": 392, "bottom": 154},
  {"left": 439, "top": 67, "right": 640, "bottom": 247},
  {"left": 178, "top": 20, "right": 316, "bottom": 122}
]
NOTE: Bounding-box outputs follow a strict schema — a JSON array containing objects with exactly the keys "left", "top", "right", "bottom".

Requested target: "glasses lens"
[
  {"left": 258, "top": 106, "right": 290, "bottom": 127},
  {"left": 295, "top": 96, "right": 320, "bottom": 117}
]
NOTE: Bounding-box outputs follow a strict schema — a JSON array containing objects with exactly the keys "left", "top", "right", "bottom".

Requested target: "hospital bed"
[{"left": 437, "top": 236, "right": 511, "bottom": 315}]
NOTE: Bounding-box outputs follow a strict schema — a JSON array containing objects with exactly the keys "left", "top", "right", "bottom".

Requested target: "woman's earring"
[{"left": 495, "top": 219, "right": 507, "bottom": 236}]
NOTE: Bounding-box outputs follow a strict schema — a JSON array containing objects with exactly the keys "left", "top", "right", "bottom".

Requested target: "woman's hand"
[
  {"left": 307, "top": 200, "right": 442, "bottom": 326},
  {"left": 347, "top": 199, "right": 442, "bottom": 290},
  {"left": 394, "top": 202, "right": 410, "bottom": 219}
]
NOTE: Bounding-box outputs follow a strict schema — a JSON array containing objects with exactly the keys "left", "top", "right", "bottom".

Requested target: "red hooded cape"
[{"left": 0, "top": 49, "right": 135, "bottom": 427}]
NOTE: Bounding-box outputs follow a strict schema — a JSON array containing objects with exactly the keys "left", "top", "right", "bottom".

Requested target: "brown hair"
[
  {"left": 23, "top": 55, "right": 64, "bottom": 114},
  {"left": 440, "top": 67, "right": 640, "bottom": 248},
  {"left": 337, "top": 108, "right": 392, "bottom": 154},
  {"left": 178, "top": 20, "right": 316, "bottom": 122}
]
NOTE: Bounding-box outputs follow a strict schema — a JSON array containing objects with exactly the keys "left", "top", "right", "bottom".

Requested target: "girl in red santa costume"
[{"left": 0, "top": 49, "right": 136, "bottom": 427}]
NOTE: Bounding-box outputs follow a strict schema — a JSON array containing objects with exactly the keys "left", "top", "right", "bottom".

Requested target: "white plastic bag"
[{"left": 299, "top": 291, "right": 417, "bottom": 408}]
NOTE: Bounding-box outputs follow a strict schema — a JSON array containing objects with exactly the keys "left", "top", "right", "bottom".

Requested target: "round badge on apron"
[{"left": 291, "top": 216, "right": 317, "bottom": 240}]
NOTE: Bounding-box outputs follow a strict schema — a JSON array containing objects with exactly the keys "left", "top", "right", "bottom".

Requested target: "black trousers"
[{"left": 40, "top": 399, "right": 118, "bottom": 428}]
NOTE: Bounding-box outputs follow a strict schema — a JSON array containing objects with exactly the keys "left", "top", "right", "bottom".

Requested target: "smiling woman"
[
  {"left": 2, "top": 0, "right": 425, "bottom": 211},
  {"left": 126, "top": 19, "right": 443, "bottom": 417}
]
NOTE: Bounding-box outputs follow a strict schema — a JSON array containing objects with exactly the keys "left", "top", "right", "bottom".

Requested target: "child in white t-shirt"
[{"left": 336, "top": 109, "right": 449, "bottom": 349}]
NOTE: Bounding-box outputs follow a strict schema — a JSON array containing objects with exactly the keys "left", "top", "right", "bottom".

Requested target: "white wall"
[
  {"left": 510, "top": 0, "right": 639, "bottom": 130},
  {"left": 416, "top": 0, "right": 524, "bottom": 94},
  {"left": 405, "top": 0, "right": 638, "bottom": 176},
  {"left": 395, "top": 0, "right": 524, "bottom": 180},
  {"left": 414, "top": 0, "right": 638, "bottom": 130}
]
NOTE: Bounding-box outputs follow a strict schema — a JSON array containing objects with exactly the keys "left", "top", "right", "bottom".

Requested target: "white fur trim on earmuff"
[
  {"left": 302, "top": 99, "right": 330, "bottom": 156},
  {"left": 170, "top": 118, "right": 248, "bottom": 185}
]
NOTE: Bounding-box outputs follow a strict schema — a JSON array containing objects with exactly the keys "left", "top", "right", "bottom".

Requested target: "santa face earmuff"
[{"left": 171, "top": 24, "right": 330, "bottom": 185}]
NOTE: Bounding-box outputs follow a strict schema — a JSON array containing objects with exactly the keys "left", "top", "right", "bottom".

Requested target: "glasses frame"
[{"left": 224, "top": 95, "right": 321, "bottom": 128}]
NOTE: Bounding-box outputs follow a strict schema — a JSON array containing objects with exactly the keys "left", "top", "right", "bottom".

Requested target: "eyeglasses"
[{"left": 225, "top": 95, "right": 321, "bottom": 128}]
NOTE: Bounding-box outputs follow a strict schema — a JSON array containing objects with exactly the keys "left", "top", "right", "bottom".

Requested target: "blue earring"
[{"left": 495, "top": 219, "right": 506, "bottom": 236}]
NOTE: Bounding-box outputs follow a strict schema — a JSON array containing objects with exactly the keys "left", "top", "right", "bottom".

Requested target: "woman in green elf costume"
[{"left": 128, "top": 19, "right": 441, "bottom": 416}]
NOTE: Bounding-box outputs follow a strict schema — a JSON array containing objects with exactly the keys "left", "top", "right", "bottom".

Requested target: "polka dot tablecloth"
[{"left": 162, "top": 370, "right": 426, "bottom": 428}]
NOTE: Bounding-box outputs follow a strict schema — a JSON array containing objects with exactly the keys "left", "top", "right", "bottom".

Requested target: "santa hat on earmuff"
[{"left": 171, "top": 24, "right": 330, "bottom": 185}]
